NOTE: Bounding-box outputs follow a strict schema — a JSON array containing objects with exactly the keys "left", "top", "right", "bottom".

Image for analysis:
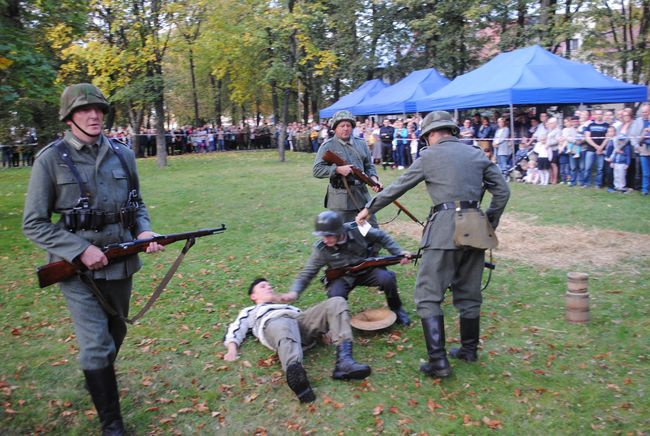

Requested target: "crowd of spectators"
[{"left": 4, "top": 106, "right": 649, "bottom": 197}]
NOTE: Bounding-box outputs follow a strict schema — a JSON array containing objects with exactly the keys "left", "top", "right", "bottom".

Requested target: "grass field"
[{"left": 1, "top": 151, "right": 649, "bottom": 434}]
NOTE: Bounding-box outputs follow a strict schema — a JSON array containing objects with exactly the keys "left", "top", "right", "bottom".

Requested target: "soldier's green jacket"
[
  {"left": 290, "top": 222, "right": 402, "bottom": 295},
  {"left": 313, "top": 136, "right": 378, "bottom": 211},
  {"left": 22, "top": 132, "right": 152, "bottom": 280},
  {"left": 367, "top": 138, "right": 510, "bottom": 250}
]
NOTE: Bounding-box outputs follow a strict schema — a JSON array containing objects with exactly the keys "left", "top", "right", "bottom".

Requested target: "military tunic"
[
  {"left": 366, "top": 137, "right": 510, "bottom": 318},
  {"left": 23, "top": 132, "right": 152, "bottom": 369},
  {"left": 313, "top": 136, "right": 378, "bottom": 224},
  {"left": 290, "top": 223, "right": 403, "bottom": 300}
]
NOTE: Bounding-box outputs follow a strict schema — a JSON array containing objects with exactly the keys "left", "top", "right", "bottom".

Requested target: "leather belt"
[{"left": 432, "top": 200, "right": 480, "bottom": 213}]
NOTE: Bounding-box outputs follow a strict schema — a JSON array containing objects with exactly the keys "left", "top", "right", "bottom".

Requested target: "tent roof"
[
  {"left": 415, "top": 45, "right": 648, "bottom": 112},
  {"left": 319, "top": 79, "right": 389, "bottom": 118},
  {"left": 351, "top": 68, "right": 450, "bottom": 115}
]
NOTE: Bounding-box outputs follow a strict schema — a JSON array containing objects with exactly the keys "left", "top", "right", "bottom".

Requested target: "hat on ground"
[{"left": 350, "top": 308, "right": 397, "bottom": 331}]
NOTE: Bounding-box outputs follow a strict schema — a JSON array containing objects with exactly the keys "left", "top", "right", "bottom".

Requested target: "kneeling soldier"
[
  {"left": 279, "top": 211, "right": 412, "bottom": 325},
  {"left": 224, "top": 278, "right": 370, "bottom": 403}
]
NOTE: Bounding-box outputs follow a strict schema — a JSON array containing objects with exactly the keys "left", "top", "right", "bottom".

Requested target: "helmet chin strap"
[{"left": 71, "top": 118, "right": 101, "bottom": 140}]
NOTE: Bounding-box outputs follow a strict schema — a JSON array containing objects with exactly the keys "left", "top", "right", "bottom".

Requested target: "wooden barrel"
[
  {"left": 567, "top": 272, "right": 589, "bottom": 293},
  {"left": 565, "top": 291, "right": 589, "bottom": 323}
]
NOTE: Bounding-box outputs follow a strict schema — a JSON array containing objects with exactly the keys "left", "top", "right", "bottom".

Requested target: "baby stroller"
[{"left": 505, "top": 149, "right": 534, "bottom": 182}]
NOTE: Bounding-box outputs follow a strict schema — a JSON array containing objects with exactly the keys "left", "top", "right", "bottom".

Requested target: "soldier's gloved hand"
[{"left": 80, "top": 245, "right": 108, "bottom": 270}]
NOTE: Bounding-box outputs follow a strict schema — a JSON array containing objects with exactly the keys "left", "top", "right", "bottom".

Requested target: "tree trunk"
[
  {"left": 189, "top": 45, "right": 200, "bottom": 126},
  {"left": 209, "top": 74, "right": 222, "bottom": 127},
  {"left": 151, "top": 70, "right": 167, "bottom": 167},
  {"left": 271, "top": 81, "right": 280, "bottom": 124},
  {"left": 278, "top": 89, "right": 289, "bottom": 162}
]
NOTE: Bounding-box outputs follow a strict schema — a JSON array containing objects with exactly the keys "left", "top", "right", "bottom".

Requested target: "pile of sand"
[{"left": 384, "top": 212, "right": 650, "bottom": 271}]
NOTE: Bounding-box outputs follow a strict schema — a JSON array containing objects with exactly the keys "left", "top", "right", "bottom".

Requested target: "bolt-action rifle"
[
  {"left": 36, "top": 226, "right": 226, "bottom": 288},
  {"left": 324, "top": 253, "right": 422, "bottom": 282},
  {"left": 321, "top": 150, "right": 423, "bottom": 226}
]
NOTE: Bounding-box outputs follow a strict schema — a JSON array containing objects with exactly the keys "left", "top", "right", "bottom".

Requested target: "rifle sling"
[
  {"left": 341, "top": 176, "right": 365, "bottom": 212},
  {"left": 78, "top": 238, "right": 196, "bottom": 324}
]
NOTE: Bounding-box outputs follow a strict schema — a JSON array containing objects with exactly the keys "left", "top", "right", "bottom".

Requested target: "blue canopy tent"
[
  {"left": 351, "top": 68, "right": 450, "bottom": 116},
  {"left": 414, "top": 44, "right": 648, "bottom": 112},
  {"left": 319, "top": 79, "right": 389, "bottom": 118}
]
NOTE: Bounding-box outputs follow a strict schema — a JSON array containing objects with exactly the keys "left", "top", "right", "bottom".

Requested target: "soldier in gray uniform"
[
  {"left": 313, "top": 110, "right": 382, "bottom": 226},
  {"left": 22, "top": 83, "right": 164, "bottom": 435},
  {"left": 356, "top": 111, "right": 510, "bottom": 378},
  {"left": 280, "top": 211, "right": 412, "bottom": 326}
]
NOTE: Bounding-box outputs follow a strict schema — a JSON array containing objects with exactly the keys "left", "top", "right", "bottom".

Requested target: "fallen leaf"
[
  {"left": 514, "top": 388, "right": 521, "bottom": 397},
  {"left": 195, "top": 402, "right": 209, "bottom": 412},
  {"left": 50, "top": 359, "right": 69, "bottom": 367},
  {"left": 244, "top": 393, "right": 259, "bottom": 403},
  {"left": 532, "top": 369, "right": 545, "bottom": 375},
  {"left": 372, "top": 405, "right": 384, "bottom": 416},
  {"left": 427, "top": 399, "right": 443, "bottom": 412},
  {"left": 482, "top": 416, "right": 502, "bottom": 429}
]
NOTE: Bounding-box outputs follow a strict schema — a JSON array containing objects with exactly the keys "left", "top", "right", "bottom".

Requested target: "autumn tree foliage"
[{"left": 2, "top": 0, "right": 649, "bottom": 157}]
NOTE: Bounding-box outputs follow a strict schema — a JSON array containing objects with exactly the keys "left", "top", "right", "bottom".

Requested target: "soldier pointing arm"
[{"left": 357, "top": 111, "right": 510, "bottom": 378}]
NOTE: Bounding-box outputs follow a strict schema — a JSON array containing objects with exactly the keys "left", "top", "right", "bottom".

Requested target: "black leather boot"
[
  {"left": 286, "top": 362, "right": 316, "bottom": 403},
  {"left": 332, "top": 340, "right": 371, "bottom": 380},
  {"left": 386, "top": 295, "right": 411, "bottom": 326},
  {"left": 449, "top": 317, "right": 480, "bottom": 362},
  {"left": 83, "top": 365, "right": 125, "bottom": 436},
  {"left": 419, "top": 315, "right": 452, "bottom": 378}
]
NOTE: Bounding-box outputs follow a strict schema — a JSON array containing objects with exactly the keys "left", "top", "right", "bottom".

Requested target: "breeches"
[
  {"left": 264, "top": 297, "right": 352, "bottom": 371},
  {"left": 60, "top": 276, "right": 132, "bottom": 370},
  {"left": 414, "top": 249, "right": 484, "bottom": 319},
  {"left": 327, "top": 268, "right": 398, "bottom": 300}
]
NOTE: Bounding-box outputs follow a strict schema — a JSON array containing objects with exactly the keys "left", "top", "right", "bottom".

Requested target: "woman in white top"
[
  {"left": 545, "top": 117, "right": 562, "bottom": 184},
  {"left": 493, "top": 117, "right": 512, "bottom": 177}
]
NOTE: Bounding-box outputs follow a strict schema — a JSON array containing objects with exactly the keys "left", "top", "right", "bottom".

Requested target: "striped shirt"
[{"left": 224, "top": 303, "right": 302, "bottom": 350}]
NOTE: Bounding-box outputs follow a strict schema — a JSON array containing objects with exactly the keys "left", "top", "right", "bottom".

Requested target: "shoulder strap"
[
  {"left": 108, "top": 139, "right": 140, "bottom": 201},
  {"left": 108, "top": 140, "right": 136, "bottom": 192},
  {"left": 54, "top": 140, "right": 92, "bottom": 203}
]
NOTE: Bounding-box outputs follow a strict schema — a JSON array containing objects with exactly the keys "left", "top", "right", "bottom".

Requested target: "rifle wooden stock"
[
  {"left": 321, "top": 150, "right": 423, "bottom": 226},
  {"left": 324, "top": 253, "right": 421, "bottom": 282},
  {"left": 36, "top": 226, "right": 226, "bottom": 288}
]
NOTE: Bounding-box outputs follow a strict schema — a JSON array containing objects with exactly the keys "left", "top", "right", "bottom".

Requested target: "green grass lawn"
[{"left": 1, "top": 151, "right": 648, "bottom": 434}]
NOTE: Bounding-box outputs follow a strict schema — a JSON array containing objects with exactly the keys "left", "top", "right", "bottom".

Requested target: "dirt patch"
[{"left": 384, "top": 212, "right": 650, "bottom": 271}]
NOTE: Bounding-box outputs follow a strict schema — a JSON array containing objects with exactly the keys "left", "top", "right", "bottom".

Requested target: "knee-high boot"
[
  {"left": 419, "top": 315, "right": 451, "bottom": 378},
  {"left": 83, "top": 365, "right": 125, "bottom": 436},
  {"left": 449, "top": 316, "right": 480, "bottom": 362}
]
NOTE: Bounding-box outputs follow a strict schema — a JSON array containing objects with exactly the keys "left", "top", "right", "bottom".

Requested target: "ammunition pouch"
[
  {"left": 62, "top": 203, "right": 139, "bottom": 232},
  {"left": 330, "top": 175, "right": 360, "bottom": 190}
]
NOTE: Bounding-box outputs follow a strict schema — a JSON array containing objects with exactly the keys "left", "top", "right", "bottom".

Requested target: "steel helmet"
[
  {"left": 313, "top": 211, "right": 344, "bottom": 236},
  {"left": 59, "top": 83, "right": 110, "bottom": 122},
  {"left": 420, "top": 111, "right": 460, "bottom": 137},
  {"left": 330, "top": 110, "right": 356, "bottom": 129}
]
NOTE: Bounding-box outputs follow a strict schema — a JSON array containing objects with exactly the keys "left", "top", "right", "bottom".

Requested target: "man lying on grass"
[{"left": 223, "top": 278, "right": 370, "bottom": 403}]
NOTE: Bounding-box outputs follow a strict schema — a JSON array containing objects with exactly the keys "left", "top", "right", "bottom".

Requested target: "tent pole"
[{"left": 509, "top": 104, "right": 515, "bottom": 178}]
